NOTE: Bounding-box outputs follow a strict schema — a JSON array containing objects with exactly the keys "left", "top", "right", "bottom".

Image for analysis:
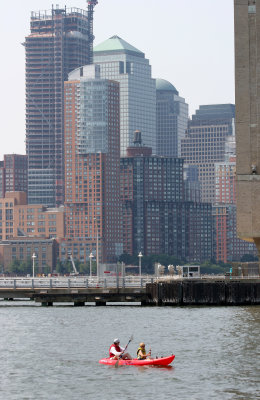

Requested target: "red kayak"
[{"left": 99, "top": 355, "right": 175, "bottom": 367}]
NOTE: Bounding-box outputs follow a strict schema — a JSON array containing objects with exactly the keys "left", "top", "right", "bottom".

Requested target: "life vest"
[
  {"left": 137, "top": 347, "right": 146, "bottom": 359},
  {"left": 109, "top": 343, "right": 121, "bottom": 358}
]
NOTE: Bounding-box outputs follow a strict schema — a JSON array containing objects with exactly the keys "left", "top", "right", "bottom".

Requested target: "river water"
[{"left": 0, "top": 302, "right": 259, "bottom": 400}]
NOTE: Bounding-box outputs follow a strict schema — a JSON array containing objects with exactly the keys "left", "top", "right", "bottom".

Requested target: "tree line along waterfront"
[{"left": 4, "top": 253, "right": 258, "bottom": 277}]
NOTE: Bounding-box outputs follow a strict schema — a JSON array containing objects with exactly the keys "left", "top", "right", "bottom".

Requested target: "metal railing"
[
  {"left": 0, "top": 276, "right": 155, "bottom": 290},
  {"left": 0, "top": 274, "right": 259, "bottom": 290}
]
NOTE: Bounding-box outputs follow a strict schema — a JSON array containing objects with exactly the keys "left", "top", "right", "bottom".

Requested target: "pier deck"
[{"left": 0, "top": 276, "right": 259, "bottom": 306}]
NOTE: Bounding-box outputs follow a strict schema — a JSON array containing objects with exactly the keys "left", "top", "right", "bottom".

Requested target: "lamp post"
[
  {"left": 94, "top": 217, "right": 99, "bottom": 279},
  {"left": 89, "top": 252, "right": 93, "bottom": 278},
  {"left": 138, "top": 252, "right": 143, "bottom": 278},
  {"left": 32, "top": 253, "right": 37, "bottom": 278}
]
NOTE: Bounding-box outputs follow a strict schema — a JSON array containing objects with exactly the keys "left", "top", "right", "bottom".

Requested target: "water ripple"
[{"left": 0, "top": 304, "right": 259, "bottom": 399}]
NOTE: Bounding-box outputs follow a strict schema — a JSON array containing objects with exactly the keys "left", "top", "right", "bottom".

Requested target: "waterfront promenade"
[
  {"left": 0, "top": 276, "right": 150, "bottom": 306},
  {"left": 0, "top": 275, "right": 259, "bottom": 306}
]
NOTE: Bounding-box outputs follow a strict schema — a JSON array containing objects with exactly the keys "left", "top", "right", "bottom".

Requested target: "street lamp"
[
  {"left": 89, "top": 252, "right": 93, "bottom": 278},
  {"left": 94, "top": 217, "right": 99, "bottom": 279},
  {"left": 32, "top": 253, "right": 37, "bottom": 278},
  {"left": 138, "top": 252, "right": 143, "bottom": 278}
]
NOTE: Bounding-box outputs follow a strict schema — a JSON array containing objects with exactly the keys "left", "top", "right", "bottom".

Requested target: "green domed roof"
[
  {"left": 94, "top": 36, "right": 144, "bottom": 57},
  {"left": 156, "top": 79, "right": 179, "bottom": 95}
]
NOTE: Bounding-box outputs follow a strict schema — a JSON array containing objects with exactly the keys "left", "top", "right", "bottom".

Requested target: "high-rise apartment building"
[
  {"left": 120, "top": 132, "right": 212, "bottom": 261},
  {"left": 25, "top": 4, "right": 97, "bottom": 207},
  {"left": 181, "top": 104, "right": 235, "bottom": 203},
  {"left": 4, "top": 155, "right": 28, "bottom": 194},
  {"left": 94, "top": 36, "right": 156, "bottom": 156},
  {"left": 63, "top": 65, "right": 122, "bottom": 263},
  {"left": 213, "top": 204, "right": 257, "bottom": 263},
  {"left": 215, "top": 156, "right": 236, "bottom": 204},
  {"left": 121, "top": 134, "right": 183, "bottom": 255},
  {"left": 0, "top": 155, "right": 28, "bottom": 199},
  {"left": 0, "top": 162, "right": 5, "bottom": 198},
  {"left": 213, "top": 155, "right": 257, "bottom": 262},
  {"left": 156, "top": 78, "right": 188, "bottom": 157}
]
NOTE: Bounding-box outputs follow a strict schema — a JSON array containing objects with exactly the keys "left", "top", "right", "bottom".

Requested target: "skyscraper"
[
  {"left": 213, "top": 154, "right": 257, "bottom": 263},
  {"left": 4, "top": 155, "right": 28, "bottom": 194},
  {"left": 156, "top": 78, "right": 188, "bottom": 157},
  {"left": 120, "top": 132, "right": 212, "bottom": 261},
  {"left": 215, "top": 156, "right": 236, "bottom": 205},
  {"left": 25, "top": 4, "right": 97, "bottom": 207},
  {"left": 120, "top": 134, "right": 183, "bottom": 256},
  {"left": 181, "top": 104, "right": 235, "bottom": 203},
  {"left": 94, "top": 36, "right": 156, "bottom": 156},
  {"left": 0, "top": 155, "right": 28, "bottom": 198},
  {"left": 0, "top": 162, "right": 4, "bottom": 199},
  {"left": 63, "top": 65, "right": 122, "bottom": 263}
]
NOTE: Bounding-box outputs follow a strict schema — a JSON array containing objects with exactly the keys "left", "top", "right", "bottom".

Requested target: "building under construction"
[{"left": 25, "top": 2, "right": 98, "bottom": 207}]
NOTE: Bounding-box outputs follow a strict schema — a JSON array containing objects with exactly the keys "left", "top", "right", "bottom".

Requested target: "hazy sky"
[{"left": 0, "top": 0, "right": 234, "bottom": 159}]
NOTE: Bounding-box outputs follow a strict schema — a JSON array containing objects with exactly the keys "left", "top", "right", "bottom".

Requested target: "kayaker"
[
  {"left": 137, "top": 342, "right": 151, "bottom": 360},
  {"left": 109, "top": 338, "right": 132, "bottom": 360}
]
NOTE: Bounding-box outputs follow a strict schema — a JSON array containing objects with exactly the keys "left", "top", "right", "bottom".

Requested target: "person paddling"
[
  {"left": 137, "top": 342, "right": 151, "bottom": 360},
  {"left": 109, "top": 338, "right": 132, "bottom": 360}
]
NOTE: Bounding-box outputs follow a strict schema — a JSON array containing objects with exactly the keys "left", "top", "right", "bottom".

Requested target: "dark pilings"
[
  {"left": 146, "top": 281, "right": 260, "bottom": 306},
  {"left": 41, "top": 301, "right": 53, "bottom": 307},
  {"left": 95, "top": 300, "right": 106, "bottom": 306},
  {"left": 74, "top": 301, "right": 85, "bottom": 307}
]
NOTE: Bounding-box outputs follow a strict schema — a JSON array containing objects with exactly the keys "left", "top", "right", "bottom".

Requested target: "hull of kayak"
[{"left": 99, "top": 355, "right": 175, "bottom": 366}]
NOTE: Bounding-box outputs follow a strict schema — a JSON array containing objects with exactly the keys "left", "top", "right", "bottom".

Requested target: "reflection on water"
[{"left": 0, "top": 303, "right": 259, "bottom": 400}]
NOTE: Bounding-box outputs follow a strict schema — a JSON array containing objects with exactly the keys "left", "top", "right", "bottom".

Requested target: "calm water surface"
[{"left": 0, "top": 302, "right": 259, "bottom": 400}]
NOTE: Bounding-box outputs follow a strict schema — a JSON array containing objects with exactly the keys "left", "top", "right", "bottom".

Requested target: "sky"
[{"left": 0, "top": 0, "right": 234, "bottom": 159}]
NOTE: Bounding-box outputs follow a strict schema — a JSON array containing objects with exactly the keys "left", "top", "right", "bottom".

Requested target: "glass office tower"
[
  {"left": 156, "top": 78, "right": 188, "bottom": 157},
  {"left": 94, "top": 35, "right": 156, "bottom": 156}
]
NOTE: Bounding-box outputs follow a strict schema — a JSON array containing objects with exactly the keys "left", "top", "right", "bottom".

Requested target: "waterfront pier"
[{"left": 0, "top": 276, "right": 259, "bottom": 306}]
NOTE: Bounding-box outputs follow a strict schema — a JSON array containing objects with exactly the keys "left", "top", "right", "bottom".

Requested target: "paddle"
[{"left": 115, "top": 334, "right": 133, "bottom": 368}]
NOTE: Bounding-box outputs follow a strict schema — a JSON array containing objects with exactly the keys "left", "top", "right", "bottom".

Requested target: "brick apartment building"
[
  {"left": 0, "top": 154, "right": 27, "bottom": 198},
  {"left": 0, "top": 238, "right": 58, "bottom": 273},
  {"left": 62, "top": 65, "right": 122, "bottom": 263},
  {"left": 120, "top": 132, "right": 213, "bottom": 261},
  {"left": 0, "top": 192, "right": 64, "bottom": 272}
]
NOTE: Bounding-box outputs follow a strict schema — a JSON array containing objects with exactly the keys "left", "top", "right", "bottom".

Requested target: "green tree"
[
  {"left": 118, "top": 253, "right": 185, "bottom": 274},
  {"left": 118, "top": 253, "right": 136, "bottom": 265},
  {"left": 9, "top": 259, "right": 22, "bottom": 274},
  {"left": 240, "top": 254, "right": 258, "bottom": 262},
  {"left": 55, "top": 259, "right": 72, "bottom": 274},
  {"left": 9, "top": 259, "right": 32, "bottom": 275},
  {"left": 55, "top": 258, "right": 97, "bottom": 275},
  {"left": 200, "top": 260, "right": 231, "bottom": 274}
]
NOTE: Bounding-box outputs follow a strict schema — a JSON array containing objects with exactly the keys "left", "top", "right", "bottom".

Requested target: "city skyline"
[{"left": 0, "top": 0, "right": 234, "bottom": 159}]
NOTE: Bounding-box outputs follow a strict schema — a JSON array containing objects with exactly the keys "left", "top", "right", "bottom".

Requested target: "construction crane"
[
  {"left": 87, "top": 0, "right": 98, "bottom": 64},
  {"left": 68, "top": 253, "right": 79, "bottom": 276}
]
